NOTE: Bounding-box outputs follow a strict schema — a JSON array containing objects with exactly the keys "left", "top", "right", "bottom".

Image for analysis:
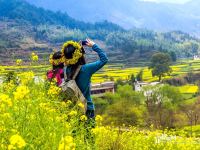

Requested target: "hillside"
[
  {"left": 0, "top": 0, "right": 200, "bottom": 65},
  {"left": 0, "top": 0, "right": 122, "bottom": 31},
  {"left": 25, "top": 0, "right": 200, "bottom": 35}
]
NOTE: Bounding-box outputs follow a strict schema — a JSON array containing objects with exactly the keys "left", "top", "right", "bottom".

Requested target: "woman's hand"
[{"left": 86, "top": 38, "right": 95, "bottom": 47}]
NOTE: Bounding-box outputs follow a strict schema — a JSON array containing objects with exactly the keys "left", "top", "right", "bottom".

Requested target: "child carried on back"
[{"left": 47, "top": 51, "right": 65, "bottom": 86}]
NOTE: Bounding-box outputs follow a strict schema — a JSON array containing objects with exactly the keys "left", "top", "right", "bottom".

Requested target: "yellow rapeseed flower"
[
  {"left": 8, "top": 145, "right": 15, "bottom": 150},
  {"left": 31, "top": 52, "right": 39, "bottom": 61},
  {"left": 13, "top": 85, "right": 30, "bottom": 100},
  {"left": 9, "top": 134, "right": 26, "bottom": 149},
  {"left": 0, "top": 94, "right": 12, "bottom": 107},
  {"left": 69, "top": 111, "right": 77, "bottom": 117},
  {"left": 39, "top": 102, "right": 49, "bottom": 108},
  {"left": 58, "top": 136, "right": 76, "bottom": 150},
  {"left": 19, "top": 71, "right": 34, "bottom": 85},
  {"left": 77, "top": 102, "right": 84, "bottom": 109},
  {"left": 64, "top": 123, "right": 71, "bottom": 130},
  {"left": 47, "top": 85, "right": 61, "bottom": 97},
  {"left": 16, "top": 59, "right": 22, "bottom": 65},
  {"left": 91, "top": 126, "right": 109, "bottom": 135},
  {"left": 2, "top": 113, "right": 11, "bottom": 119},
  {"left": 80, "top": 115, "right": 87, "bottom": 122},
  {"left": 66, "top": 100, "right": 72, "bottom": 105},
  {"left": 3, "top": 80, "right": 15, "bottom": 92},
  {"left": 61, "top": 102, "right": 67, "bottom": 107},
  {"left": 32, "top": 55, "right": 39, "bottom": 61},
  {"left": 95, "top": 115, "right": 103, "bottom": 122}
]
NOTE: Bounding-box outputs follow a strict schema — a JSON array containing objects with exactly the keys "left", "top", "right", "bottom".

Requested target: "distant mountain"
[
  {"left": 25, "top": 0, "right": 200, "bottom": 35},
  {"left": 0, "top": 0, "right": 200, "bottom": 65},
  {"left": 0, "top": 0, "right": 122, "bottom": 31},
  {"left": 0, "top": 0, "right": 123, "bottom": 63}
]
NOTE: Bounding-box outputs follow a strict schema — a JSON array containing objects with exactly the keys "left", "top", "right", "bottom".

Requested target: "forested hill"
[
  {"left": 0, "top": 0, "right": 200, "bottom": 65},
  {"left": 25, "top": 0, "right": 200, "bottom": 35},
  {"left": 0, "top": 0, "right": 122, "bottom": 31}
]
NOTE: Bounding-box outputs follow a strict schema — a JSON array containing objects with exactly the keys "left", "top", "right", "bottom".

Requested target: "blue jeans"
[{"left": 86, "top": 110, "right": 95, "bottom": 119}]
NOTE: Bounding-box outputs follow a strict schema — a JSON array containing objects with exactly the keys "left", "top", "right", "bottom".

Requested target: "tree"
[
  {"left": 104, "top": 100, "right": 146, "bottom": 126},
  {"left": 169, "top": 51, "right": 177, "bottom": 62},
  {"left": 136, "top": 69, "right": 143, "bottom": 81},
  {"left": 149, "top": 53, "right": 172, "bottom": 81},
  {"left": 128, "top": 74, "right": 136, "bottom": 90},
  {"left": 180, "top": 98, "right": 200, "bottom": 129},
  {"left": 129, "top": 74, "right": 136, "bottom": 83},
  {"left": 103, "top": 85, "right": 146, "bottom": 126},
  {"left": 143, "top": 84, "right": 182, "bottom": 128}
]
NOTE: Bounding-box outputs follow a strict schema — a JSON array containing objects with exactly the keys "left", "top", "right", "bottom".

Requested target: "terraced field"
[
  {"left": 1, "top": 59, "right": 200, "bottom": 84},
  {"left": 92, "top": 59, "right": 200, "bottom": 83}
]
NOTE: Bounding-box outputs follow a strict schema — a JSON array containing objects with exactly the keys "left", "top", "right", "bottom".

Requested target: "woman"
[{"left": 62, "top": 39, "right": 108, "bottom": 119}]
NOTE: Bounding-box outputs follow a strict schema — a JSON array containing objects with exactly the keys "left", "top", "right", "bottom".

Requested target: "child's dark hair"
[{"left": 52, "top": 51, "right": 64, "bottom": 70}]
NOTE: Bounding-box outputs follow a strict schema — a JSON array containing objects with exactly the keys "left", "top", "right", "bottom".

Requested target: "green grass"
[{"left": 181, "top": 125, "right": 200, "bottom": 137}]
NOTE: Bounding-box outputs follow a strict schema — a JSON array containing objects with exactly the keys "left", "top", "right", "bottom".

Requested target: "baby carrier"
[{"left": 61, "top": 65, "right": 87, "bottom": 113}]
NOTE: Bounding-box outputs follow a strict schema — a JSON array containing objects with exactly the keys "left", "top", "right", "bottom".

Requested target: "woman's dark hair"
[
  {"left": 63, "top": 44, "right": 86, "bottom": 79},
  {"left": 64, "top": 44, "right": 86, "bottom": 65},
  {"left": 52, "top": 51, "right": 64, "bottom": 70}
]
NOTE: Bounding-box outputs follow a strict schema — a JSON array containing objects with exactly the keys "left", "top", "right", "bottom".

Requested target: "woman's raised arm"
[{"left": 83, "top": 39, "right": 108, "bottom": 76}]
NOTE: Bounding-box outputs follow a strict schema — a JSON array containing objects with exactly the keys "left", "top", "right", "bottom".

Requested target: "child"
[{"left": 47, "top": 51, "right": 65, "bottom": 86}]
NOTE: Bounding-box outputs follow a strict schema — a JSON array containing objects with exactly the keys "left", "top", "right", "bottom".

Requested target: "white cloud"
[{"left": 141, "top": 0, "right": 191, "bottom": 4}]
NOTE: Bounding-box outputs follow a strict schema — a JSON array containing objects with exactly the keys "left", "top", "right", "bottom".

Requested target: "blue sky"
[{"left": 140, "top": 0, "right": 191, "bottom": 4}]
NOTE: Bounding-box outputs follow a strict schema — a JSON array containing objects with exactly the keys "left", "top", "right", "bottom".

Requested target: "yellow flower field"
[
  {"left": 0, "top": 71, "right": 200, "bottom": 149},
  {"left": 1, "top": 58, "right": 200, "bottom": 83},
  {"left": 178, "top": 85, "right": 199, "bottom": 94}
]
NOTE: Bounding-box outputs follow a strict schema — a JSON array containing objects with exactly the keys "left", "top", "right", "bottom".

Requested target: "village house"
[
  {"left": 91, "top": 81, "right": 115, "bottom": 97},
  {"left": 193, "top": 55, "right": 200, "bottom": 60},
  {"left": 134, "top": 81, "right": 160, "bottom": 92}
]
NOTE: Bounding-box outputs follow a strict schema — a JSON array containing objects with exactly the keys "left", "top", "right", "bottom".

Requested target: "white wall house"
[
  {"left": 193, "top": 55, "right": 200, "bottom": 60},
  {"left": 134, "top": 81, "right": 160, "bottom": 92}
]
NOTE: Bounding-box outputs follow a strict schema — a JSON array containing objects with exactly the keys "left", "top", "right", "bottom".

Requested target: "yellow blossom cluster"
[
  {"left": 19, "top": 71, "right": 34, "bottom": 85},
  {"left": 77, "top": 102, "right": 84, "bottom": 109},
  {"left": 16, "top": 59, "right": 22, "bottom": 65},
  {"left": 8, "top": 134, "right": 26, "bottom": 150},
  {"left": 3, "top": 80, "right": 15, "bottom": 92},
  {"left": 66, "top": 100, "right": 72, "bottom": 105},
  {"left": 91, "top": 126, "right": 111, "bottom": 136},
  {"left": 95, "top": 115, "right": 103, "bottom": 122},
  {"left": 69, "top": 110, "right": 78, "bottom": 117},
  {"left": 39, "top": 102, "right": 56, "bottom": 113},
  {"left": 13, "top": 85, "right": 30, "bottom": 100},
  {"left": 0, "top": 94, "right": 13, "bottom": 109},
  {"left": 1, "top": 113, "right": 11, "bottom": 119},
  {"left": 31, "top": 52, "right": 39, "bottom": 61},
  {"left": 95, "top": 115, "right": 103, "bottom": 126},
  {"left": 47, "top": 84, "right": 61, "bottom": 97},
  {"left": 58, "top": 136, "right": 76, "bottom": 150},
  {"left": 80, "top": 115, "right": 87, "bottom": 122}
]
